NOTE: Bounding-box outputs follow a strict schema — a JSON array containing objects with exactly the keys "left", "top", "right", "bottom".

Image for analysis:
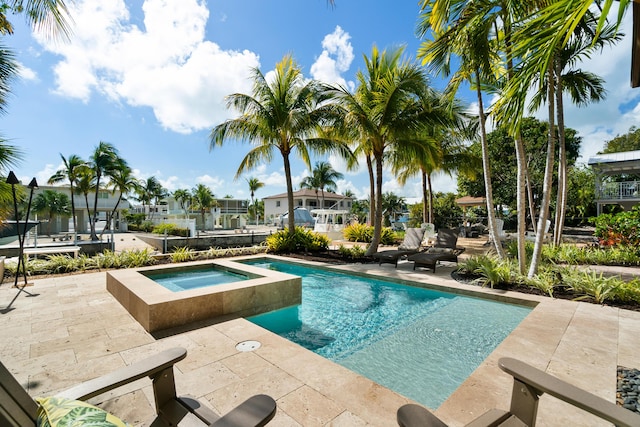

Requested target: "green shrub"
[
  {"left": 343, "top": 224, "right": 395, "bottom": 245},
  {"left": 337, "top": 244, "right": 367, "bottom": 259},
  {"left": 458, "top": 255, "right": 516, "bottom": 288},
  {"left": 152, "top": 223, "right": 189, "bottom": 237},
  {"left": 170, "top": 246, "right": 195, "bottom": 263},
  {"left": 594, "top": 205, "right": 640, "bottom": 247},
  {"left": 266, "top": 227, "right": 330, "bottom": 253}
]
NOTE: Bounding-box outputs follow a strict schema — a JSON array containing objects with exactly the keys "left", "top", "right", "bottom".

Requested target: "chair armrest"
[
  {"left": 57, "top": 347, "right": 187, "bottom": 401},
  {"left": 211, "top": 394, "right": 277, "bottom": 427},
  {"left": 499, "top": 357, "right": 640, "bottom": 427},
  {"left": 453, "top": 247, "right": 465, "bottom": 256},
  {"left": 397, "top": 403, "right": 448, "bottom": 427}
]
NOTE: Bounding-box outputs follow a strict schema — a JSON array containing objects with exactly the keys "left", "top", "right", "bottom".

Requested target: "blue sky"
[{"left": 2, "top": 0, "right": 639, "bottom": 204}]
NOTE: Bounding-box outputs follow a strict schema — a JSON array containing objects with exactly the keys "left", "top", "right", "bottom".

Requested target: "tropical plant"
[
  {"left": 104, "top": 158, "right": 138, "bottom": 235},
  {"left": 172, "top": 189, "right": 192, "bottom": 217},
  {"left": 170, "top": 246, "right": 195, "bottom": 263},
  {"left": 210, "top": 54, "right": 352, "bottom": 234},
  {"left": 191, "top": 183, "right": 215, "bottom": 230},
  {"left": 136, "top": 176, "right": 167, "bottom": 221},
  {"left": 417, "top": 5, "right": 506, "bottom": 259},
  {"left": 88, "top": 142, "right": 120, "bottom": 240},
  {"left": 304, "top": 161, "right": 343, "bottom": 209},
  {"left": 343, "top": 223, "right": 395, "bottom": 245},
  {"left": 32, "top": 190, "right": 70, "bottom": 235},
  {"left": 246, "top": 177, "right": 264, "bottom": 224},
  {"left": 326, "top": 45, "right": 451, "bottom": 255},
  {"left": 265, "top": 227, "right": 331, "bottom": 253},
  {"left": 48, "top": 154, "right": 86, "bottom": 233},
  {"left": 594, "top": 206, "right": 640, "bottom": 248}
]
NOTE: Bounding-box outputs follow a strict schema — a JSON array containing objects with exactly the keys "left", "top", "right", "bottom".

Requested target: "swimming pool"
[
  {"left": 246, "top": 260, "right": 531, "bottom": 409},
  {"left": 143, "top": 266, "right": 248, "bottom": 292}
]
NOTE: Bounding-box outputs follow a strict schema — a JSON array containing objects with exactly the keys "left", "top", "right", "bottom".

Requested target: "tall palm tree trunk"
[
  {"left": 528, "top": 65, "right": 557, "bottom": 278},
  {"left": 90, "top": 173, "right": 101, "bottom": 240},
  {"left": 426, "top": 173, "right": 434, "bottom": 224},
  {"left": 69, "top": 185, "right": 77, "bottom": 233},
  {"left": 421, "top": 172, "right": 429, "bottom": 223},
  {"left": 475, "top": 73, "right": 505, "bottom": 258},
  {"left": 515, "top": 135, "right": 528, "bottom": 273},
  {"left": 366, "top": 155, "right": 375, "bottom": 226},
  {"left": 365, "top": 154, "right": 384, "bottom": 256},
  {"left": 283, "top": 153, "right": 296, "bottom": 234},
  {"left": 554, "top": 59, "right": 567, "bottom": 246}
]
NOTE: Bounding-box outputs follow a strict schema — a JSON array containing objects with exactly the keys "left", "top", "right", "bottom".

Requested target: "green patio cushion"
[{"left": 36, "top": 396, "right": 129, "bottom": 427}]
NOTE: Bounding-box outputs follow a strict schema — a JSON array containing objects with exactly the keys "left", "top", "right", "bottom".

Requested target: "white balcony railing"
[{"left": 597, "top": 180, "right": 640, "bottom": 200}]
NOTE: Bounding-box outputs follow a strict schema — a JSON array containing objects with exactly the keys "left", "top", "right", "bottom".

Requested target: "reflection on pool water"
[
  {"left": 246, "top": 260, "right": 531, "bottom": 409},
  {"left": 143, "top": 267, "right": 248, "bottom": 292}
]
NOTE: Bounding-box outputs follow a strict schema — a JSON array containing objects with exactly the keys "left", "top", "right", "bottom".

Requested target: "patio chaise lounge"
[
  {"left": 1, "top": 347, "right": 277, "bottom": 427},
  {"left": 397, "top": 357, "right": 640, "bottom": 427},
  {"left": 372, "top": 227, "right": 426, "bottom": 267},
  {"left": 407, "top": 228, "right": 465, "bottom": 272}
]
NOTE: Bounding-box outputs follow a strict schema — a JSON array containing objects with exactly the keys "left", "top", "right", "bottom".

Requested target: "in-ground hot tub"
[{"left": 106, "top": 259, "right": 301, "bottom": 332}]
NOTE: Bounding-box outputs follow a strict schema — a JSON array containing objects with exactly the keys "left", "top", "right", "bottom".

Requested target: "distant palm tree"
[
  {"left": 192, "top": 183, "right": 214, "bottom": 230},
  {"left": 173, "top": 189, "right": 192, "bottom": 217},
  {"left": 210, "top": 54, "right": 352, "bottom": 234},
  {"left": 88, "top": 142, "right": 119, "bottom": 240},
  {"left": 311, "top": 161, "right": 343, "bottom": 209},
  {"left": 137, "top": 177, "right": 166, "bottom": 220},
  {"left": 246, "top": 177, "right": 264, "bottom": 224},
  {"left": 48, "top": 154, "right": 87, "bottom": 233},
  {"left": 32, "top": 190, "right": 70, "bottom": 235},
  {"left": 105, "top": 158, "right": 139, "bottom": 234},
  {"left": 300, "top": 173, "right": 322, "bottom": 207}
]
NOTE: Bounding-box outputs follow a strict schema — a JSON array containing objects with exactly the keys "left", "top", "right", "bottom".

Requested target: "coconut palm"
[
  {"left": 325, "top": 45, "right": 453, "bottom": 255},
  {"left": 48, "top": 154, "right": 86, "bottom": 233},
  {"left": 104, "top": 158, "right": 138, "bottom": 234},
  {"left": 246, "top": 177, "right": 264, "bottom": 224},
  {"left": 137, "top": 176, "right": 166, "bottom": 221},
  {"left": 418, "top": 3, "right": 508, "bottom": 259},
  {"left": 173, "top": 189, "right": 192, "bottom": 217},
  {"left": 311, "top": 161, "right": 343, "bottom": 209},
  {"left": 32, "top": 190, "right": 70, "bottom": 235},
  {"left": 0, "top": 0, "right": 73, "bottom": 38},
  {"left": 527, "top": 12, "right": 618, "bottom": 245},
  {"left": 210, "top": 54, "right": 352, "bottom": 234},
  {"left": 192, "top": 183, "right": 214, "bottom": 230},
  {"left": 88, "top": 142, "right": 119, "bottom": 240}
]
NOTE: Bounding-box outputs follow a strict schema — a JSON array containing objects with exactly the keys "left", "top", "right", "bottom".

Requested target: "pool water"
[
  {"left": 246, "top": 260, "right": 531, "bottom": 408},
  {"left": 144, "top": 267, "right": 248, "bottom": 292}
]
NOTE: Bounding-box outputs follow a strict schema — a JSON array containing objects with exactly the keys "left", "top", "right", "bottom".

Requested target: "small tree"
[{"left": 33, "top": 190, "right": 71, "bottom": 235}]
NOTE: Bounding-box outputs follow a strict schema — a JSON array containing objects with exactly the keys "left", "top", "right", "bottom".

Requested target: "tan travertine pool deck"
[
  {"left": 106, "top": 259, "right": 301, "bottom": 332},
  {"left": 1, "top": 254, "right": 639, "bottom": 426}
]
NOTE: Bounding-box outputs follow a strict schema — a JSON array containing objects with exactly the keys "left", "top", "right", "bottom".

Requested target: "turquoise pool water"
[
  {"left": 144, "top": 267, "right": 248, "bottom": 292},
  {"left": 246, "top": 260, "right": 531, "bottom": 408}
]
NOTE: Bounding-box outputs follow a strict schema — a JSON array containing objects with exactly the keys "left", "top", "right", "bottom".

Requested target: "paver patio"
[{"left": 1, "top": 254, "right": 638, "bottom": 426}]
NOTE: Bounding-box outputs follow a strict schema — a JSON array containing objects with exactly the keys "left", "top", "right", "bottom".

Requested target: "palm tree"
[
  {"left": 210, "top": 54, "right": 352, "bottom": 234},
  {"left": 88, "top": 142, "right": 119, "bottom": 240},
  {"left": 32, "top": 190, "right": 70, "bottom": 235},
  {"left": 173, "top": 189, "right": 192, "bottom": 217},
  {"left": 326, "top": 46, "right": 451, "bottom": 255},
  {"left": 192, "top": 183, "right": 214, "bottom": 230},
  {"left": 74, "top": 167, "right": 95, "bottom": 233},
  {"left": 418, "top": 5, "right": 507, "bottom": 259},
  {"left": 105, "top": 158, "right": 139, "bottom": 234},
  {"left": 310, "top": 161, "right": 343, "bottom": 209},
  {"left": 0, "top": 0, "right": 73, "bottom": 38},
  {"left": 300, "top": 173, "right": 322, "bottom": 207},
  {"left": 48, "top": 154, "right": 86, "bottom": 233},
  {"left": 527, "top": 12, "right": 617, "bottom": 245},
  {"left": 0, "top": 43, "right": 18, "bottom": 114},
  {"left": 137, "top": 177, "right": 166, "bottom": 220},
  {"left": 246, "top": 177, "right": 264, "bottom": 224}
]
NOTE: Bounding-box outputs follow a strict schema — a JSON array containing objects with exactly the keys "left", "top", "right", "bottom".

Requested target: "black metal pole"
[
  {"left": 20, "top": 179, "right": 37, "bottom": 286},
  {"left": 8, "top": 173, "right": 22, "bottom": 290}
]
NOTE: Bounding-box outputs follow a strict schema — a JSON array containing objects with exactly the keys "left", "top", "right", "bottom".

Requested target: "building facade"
[
  {"left": 588, "top": 150, "right": 640, "bottom": 214},
  {"left": 263, "top": 189, "right": 352, "bottom": 225}
]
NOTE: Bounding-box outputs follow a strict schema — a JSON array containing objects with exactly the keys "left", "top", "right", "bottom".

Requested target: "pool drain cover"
[{"left": 236, "top": 340, "right": 261, "bottom": 352}]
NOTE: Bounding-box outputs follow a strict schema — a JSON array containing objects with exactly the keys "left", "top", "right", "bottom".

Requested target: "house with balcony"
[
  {"left": 588, "top": 150, "right": 640, "bottom": 214},
  {"left": 263, "top": 189, "right": 353, "bottom": 225}
]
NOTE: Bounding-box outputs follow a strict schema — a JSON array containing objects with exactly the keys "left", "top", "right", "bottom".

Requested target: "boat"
[
  {"left": 311, "top": 209, "right": 350, "bottom": 240},
  {"left": 0, "top": 220, "right": 39, "bottom": 246}
]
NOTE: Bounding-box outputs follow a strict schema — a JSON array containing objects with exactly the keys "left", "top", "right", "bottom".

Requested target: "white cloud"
[
  {"left": 310, "top": 26, "right": 355, "bottom": 91},
  {"left": 195, "top": 174, "right": 225, "bottom": 192},
  {"left": 17, "top": 63, "right": 38, "bottom": 81},
  {"left": 34, "top": 0, "right": 260, "bottom": 133}
]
